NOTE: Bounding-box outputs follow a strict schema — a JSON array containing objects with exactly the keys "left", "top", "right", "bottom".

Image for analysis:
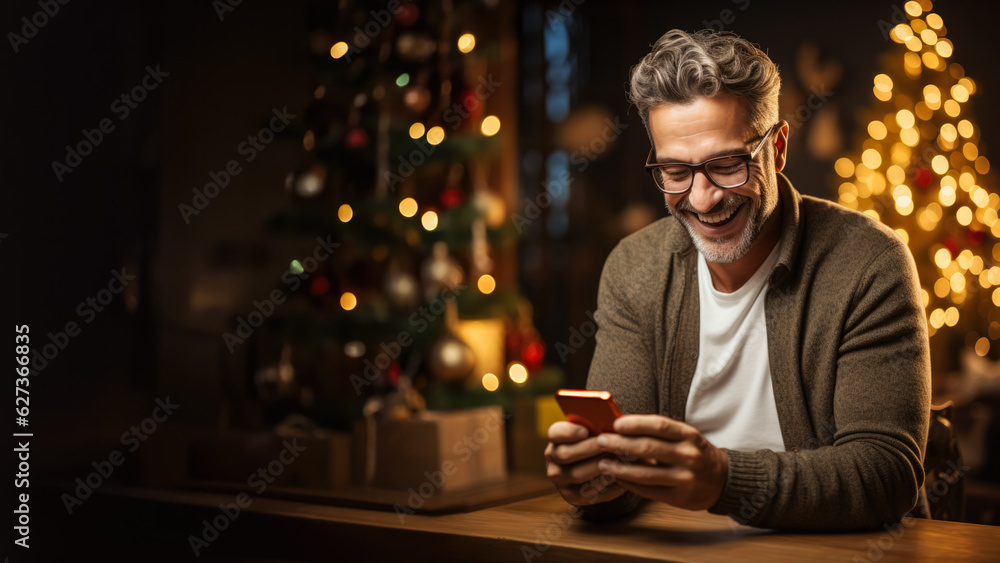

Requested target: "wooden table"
[{"left": 65, "top": 484, "right": 999, "bottom": 561}]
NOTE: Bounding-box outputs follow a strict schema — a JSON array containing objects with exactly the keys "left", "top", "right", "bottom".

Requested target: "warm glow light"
[
  {"left": 934, "top": 277, "right": 951, "bottom": 298},
  {"left": 421, "top": 210, "right": 439, "bottom": 230},
  {"left": 952, "top": 84, "right": 970, "bottom": 103},
  {"left": 951, "top": 272, "right": 967, "bottom": 293},
  {"left": 835, "top": 158, "right": 855, "bottom": 178},
  {"left": 935, "top": 248, "right": 952, "bottom": 269},
  {"left": 944, "top": 99, "right": 961, "bottom": 117},
  {"left": 976, "top": 337, "right": 991, "bottom": 357},
  {"left": 920, "top": 29, "right": 938, "bottom": 45},
  {"left": 862, "top": 149, "right": 882, "bottom": 169},
  {"left": 340, "top": 292, "right": 357, "bottom": 311},
  {"left": 896, "top": 228, "right": 909, "bottom": 244},
  {"left": 904, "top": 1, "right": 922, "bottom": 16},
  {"left": 399, "top": 197, "right": 418, "bottom": 217},
  {"left": 936, "top": 39, "right": 953, "bottom": 58},
  {"left": 330, "top": 41, "right": 349, "bottom": 59},
  {"left": 926, "top": 13, "right": 943, "bottom": 29},
  {"left": 409, "top": 122, "right": 425, "bottom": 139},
  {"left": 482, "top": 372, "right": 499, "bottom": 391},
  {"left": 508, "top": 362, "right": 528, "bottom": 384},
  {"left": 895, "top": 196, "right": 914, "bottom": 216},
  {"left": 477, "top": 274, "right": 496, "bottom": 294},
  {"left": 481, "top": 115, "right": 501, "bottom": 136},
  {"left": 426, "top": 126, "right": 445, "bottom": 145},
  {"left": 940, "top": 123, "right": 958, "bottom": 143},
  {"left": 957, "top": 206, "right": 973, "bottom": 225},
  {"left": 338, "top": 204, "right": 353, "bottom": 222},
  {"left": 931, "top": 155, "right": 949, "bottom": 175},
  {"left": 891, "top": 23, "right": 913, "bottom": 43},
  {"left": 868, "top": 120, "right": 888, "bottom": 140},
  {"left": 939, "top": 185, "right": 956, "bottom": 206},
  {"left": 457, "top": 33, "right": 476, "bottom": 53},
  {"left": 994, "top": 288, "right": 1000, "bottom": 307},
  {"left": 900, "top": 127, "right": 920, "bottom": 147},
  {"left": 896, "top": 109, "right": 915, "bottom": 129},
  {"left": 944, "top": 307, "right": 960, "bottom": 327}
]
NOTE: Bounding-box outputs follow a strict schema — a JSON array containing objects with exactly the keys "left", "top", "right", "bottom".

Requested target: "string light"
[
  {"left": 457, "top": 33, "right": 476, "bottom": 53},
  {"left": 330, "top": 42, "right": 349, "bottom": 59}
]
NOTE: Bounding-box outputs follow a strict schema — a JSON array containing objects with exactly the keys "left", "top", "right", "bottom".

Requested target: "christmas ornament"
[
  {"left": 345, "top": 127, "right": 369, "bottom": 149},
  {"left": 472, "top": 190, "right": 506, "bottom": 228},
  {"left": 915, "top": 167, "right": 933, "bottom": 188},
  {"left": 441, "top": 186, "right": 465, "bottom": 208},
  {"left": 421, "top": 242, "right": 464, "bottom": 299},
  {"left": 429, "top": 303, "right": 476, "bottom": 382},
  {"left": 395, "top": 3, "right": 420, "bottom": 27},
  {"left": 384, "top": 261, "right": 420, "bottom": 309}
]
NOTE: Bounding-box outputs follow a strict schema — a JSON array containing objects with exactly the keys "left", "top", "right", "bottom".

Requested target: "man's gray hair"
[{"left": 628, "top": 29, "right": 781, "bottom": 140}]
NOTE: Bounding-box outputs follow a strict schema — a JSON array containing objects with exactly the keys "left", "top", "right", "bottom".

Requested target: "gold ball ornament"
[{"left": 428, "top": 333, "right": 476, "bottom": 382}]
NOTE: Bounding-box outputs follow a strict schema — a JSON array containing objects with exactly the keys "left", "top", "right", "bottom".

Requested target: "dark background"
[{"left": 4, "top": 0, "right": 1000, "bottom": 558}]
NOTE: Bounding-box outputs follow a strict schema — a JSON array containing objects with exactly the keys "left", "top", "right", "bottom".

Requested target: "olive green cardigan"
[{"left": 583, "top": 173, "right": 931, "bottom": 530}]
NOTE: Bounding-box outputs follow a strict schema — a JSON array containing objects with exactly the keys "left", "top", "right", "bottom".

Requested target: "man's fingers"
[
  {"left": 546, "top": 436, "right": 603, "bottom": 465},
  {"left": 612, "top": 414, "right": 698, "bottom": 442},
  {"left": 547, "top": 456, "right": 603, "bottom": 486},
  {"left": 596, "top": 433, "right": 701, "bottom": 467},
  {"left": 597, "top": 457, "right": 694, "bottom": 487},
  {"left": 548, "top": 420, "right": 591, "bottom": 443}
]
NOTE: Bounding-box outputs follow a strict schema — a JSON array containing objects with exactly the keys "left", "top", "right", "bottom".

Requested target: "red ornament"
[
  {"left": 345, "top": 127, "right": 368, "bottom": 149},
  {"left": 395, "top": 3, "right": 419, "bottom": 26},
  {"left": 458, "top": 90, "right": 483, "bottom": 123},
  {"left": 388, "top": 363, "right": 402, "bottom": 385},
  {"left": 943, "top": 236, "right": 959, "bottom": 256},
  {"left": 309, "top": 274, "right": 331, "bottom": 297},
  {"left": 441, "top": 186, "right": 465, "bottom": 208},
  {"left": 915, "top": 167, "right": 933, "bottom": 188},
  {"left": 967, "top": 229, "right": 985, "bottom": 247}
]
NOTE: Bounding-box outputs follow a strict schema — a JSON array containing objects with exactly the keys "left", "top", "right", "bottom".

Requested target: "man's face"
[{"left": 648, "top": 94, "right": 781, "bottom": 263}]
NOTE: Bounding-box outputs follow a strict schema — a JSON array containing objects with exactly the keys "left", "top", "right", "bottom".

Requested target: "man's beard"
[{"left": 669, "top": 189, "right": 768, "bottom": 264}]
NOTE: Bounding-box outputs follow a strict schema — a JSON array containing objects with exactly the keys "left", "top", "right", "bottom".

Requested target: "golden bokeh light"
[
  {"left": 340, "top": 292, "right": 357, "bottom": 311},
  {"left": 934, "top": 247, "right": 952, "bottom": 269},
  {"left": 482, "top": 372, "right": 499, "bottom": 392},
  {"left": 508, "top": 362, "right": 528, "bottom": 384},
  {"left": 477, "top": 274, "right": 496, "bottom": 294},
  {"left": 338, "top": 203, "right": 353, "bottom": 223},
  {"left": 409, "top": 122, "right": 425, "bottom": 139},
  {"left": 421, "top": 210, "right": 439, "bottom": 230},
  {"left": 399, "top": 197, "right": 418, "bottom": 218},
  {"left": 426, "top": 126, "right": 445, "bottom": 145},
  {"left": 330, "top": 41, "right": 349, "bottom": 59},
  {"left": 835, "top": 157, "right": 855, "bottom": 178},
  {"left": 976, "top": 337, "right": 991, "bottom": 357},
  {"left": 457, "top": 33, "right": 476, "bottom": 54},
  {"left": 481, "top": 115, "right": 501, "bottom": 136},
  {"left": 956, "top": 206, "right": 973, "bottom": 226}
]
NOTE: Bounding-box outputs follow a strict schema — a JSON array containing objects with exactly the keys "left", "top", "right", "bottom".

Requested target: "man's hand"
[
  {"left": 594, "top": 414, "right": 728, "bottom": 511},
  {"left": 545, "top": 421, "right": 627, "bottom": 506}
]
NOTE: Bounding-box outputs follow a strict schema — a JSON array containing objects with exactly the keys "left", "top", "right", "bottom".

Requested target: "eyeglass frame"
[{"left": 644, "top": 122, "right": 782, "bottom": 194}]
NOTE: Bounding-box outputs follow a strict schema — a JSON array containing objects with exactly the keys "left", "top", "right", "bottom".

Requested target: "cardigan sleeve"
[{"left": 708, "top": 239, "right": 932, "bottom": 529}]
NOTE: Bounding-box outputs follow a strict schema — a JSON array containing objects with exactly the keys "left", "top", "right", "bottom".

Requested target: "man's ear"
[{"left": 774, "top": 120, "right": 790, "bottom": 173}]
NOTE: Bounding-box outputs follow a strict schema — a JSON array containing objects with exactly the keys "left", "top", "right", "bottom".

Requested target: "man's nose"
[{"left": 687, "top": 170, "right": 725, "bottom": 214}]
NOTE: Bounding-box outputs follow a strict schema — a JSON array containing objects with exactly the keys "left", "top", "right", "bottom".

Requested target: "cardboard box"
[{"left": 353, "top": 406, "right": 507, "bottom": 492}]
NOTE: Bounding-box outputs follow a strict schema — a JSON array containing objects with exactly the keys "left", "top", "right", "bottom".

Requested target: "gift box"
[{"left": 353, "top": 406, "right": 507, "bottom": 492}]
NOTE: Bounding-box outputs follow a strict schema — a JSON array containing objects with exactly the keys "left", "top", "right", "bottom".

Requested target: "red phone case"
[{"left": 555, "top": 389, "right": 623, "bottom": 435}]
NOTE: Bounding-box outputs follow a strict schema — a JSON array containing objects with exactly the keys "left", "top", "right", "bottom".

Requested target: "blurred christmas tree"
[
  {"left": 254, "top": 0, "right": 558, "bottom": 424},
  {"left": 835, "top": 0, "right": 1000, "bottom": 387}
]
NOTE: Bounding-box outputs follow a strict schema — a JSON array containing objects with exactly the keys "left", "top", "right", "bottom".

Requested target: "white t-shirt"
[{"left": 684, "top": 245, "right": 785, "bottom": 452}]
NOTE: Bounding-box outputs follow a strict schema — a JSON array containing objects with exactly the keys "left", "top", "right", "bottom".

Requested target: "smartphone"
[{"left": 555, "top": 389, "right": 623, "bottom": 436}]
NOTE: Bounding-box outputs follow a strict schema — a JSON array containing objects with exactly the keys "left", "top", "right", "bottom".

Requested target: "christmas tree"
[
  {"left": 835, "top": 0, "right": 999, "bottom": 384},
  {"left": 252, "top": 0, "right": 556, "bottom": 425}
]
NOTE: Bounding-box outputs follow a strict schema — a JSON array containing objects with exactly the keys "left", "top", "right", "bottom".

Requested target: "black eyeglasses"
[{"left": 644, "top": 123, "right": 780, "bottom": 194}]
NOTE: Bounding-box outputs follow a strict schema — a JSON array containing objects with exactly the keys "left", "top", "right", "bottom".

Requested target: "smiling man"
[{"left": 545, "top": 29, "right": 932, "bottom": 529}]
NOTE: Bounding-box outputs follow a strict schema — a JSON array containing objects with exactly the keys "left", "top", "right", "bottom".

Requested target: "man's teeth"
[{"left": 697, "top": 206, "right": 738, "bottom": 224}]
